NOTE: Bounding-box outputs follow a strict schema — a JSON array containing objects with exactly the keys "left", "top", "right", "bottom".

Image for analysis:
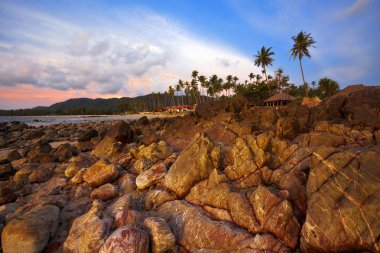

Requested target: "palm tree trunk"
[
  {"left": 264, "top": 66, "right": 271, "bottom": 95},
  {"left": 299, "top": 58, "right": 308, "bottom": 97}
]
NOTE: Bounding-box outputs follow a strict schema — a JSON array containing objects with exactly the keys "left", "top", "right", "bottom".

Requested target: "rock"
[
  {"left": 0, "top": 202, "right": 19, "bottom": 216},
  {"left": 301, "top": 97, "right": 321, "bottom": 107},
  {"left": 63, "top": 200, "right": 113, "bottom": 253},
  {"left": 52, "top": 143, "right": 78, "bottom": 162},
  {"left": 83, "top": 159, "right": 119, "bottom": 188},
  {"left": 131, "top": 158, "right": 153, "bottom": 175},
  {"left": 157, "top": 200, "right": 289, "bottom": 252},
  {"left": 90, "top": 183, "right": 118, "bottom": 201},
  {"left": 276, "top": 117, "right": 300, "bottom": 140},
  {"left": 144, "top": 190, "right": 175, "bottom": 210},
  {"left": 99, "top": 226, "right": 149, "bottom": 253},
  {"left": 6, "top": 150, "right": 22, "bottom": 162},
  {"left": 115, "top": 209, "right": 144, "bottom": 228},
  {"left": 136, "top": 163, "right": 167, "bottom": 190},
  {"left": 1, "top": 205, "right": 59, "bottom": 253},
  {"left": 301, "top": 147, "right": 380, "bottom": 252},
  {"left": 137, "top": 141, "right": 172, "bottom": 163},
  {"left": 308, "top": 132, "right": 346, "bottom": 147},
  {"left": 28, "top": 166, "right": 53, "bottom": 183},
  {"left": 46, "top": 176, "right": 67, "bottom": 195},
  {"left": 143, "top": 217, "right": 175, "bottom": 253},
  {"left": 74, "top": 184, "right": 91, "bottom": 198},
  {"left": 64, "top": 154, "right": 97, "bottom": 178},
  {"left": 70, "top": 168, "right": 86, "bottom": 184},
  {"left": 0, "top": 188, "right": 17, "bottom": 205},
  {"left": 93, "top": 121, "right": 135, "bottom": 159},
  {"left": 137, "top": 116, "right": 149, "bottom": 126},
  {"left": 0, "top": 163, "right": 15, "bottom": 180},
  {"left": 117, "top": 174, "right": 136, "bottom": 194},
  {"left": 26, "top": 141, "right": 52, "bottom": 163},
  {"left": 78, "top": 129, "right": 99, "bottom": 142},
  {"left": 248, "top": 185, "right": 300, "bottom": 249},
  {"left": 164, "top": 133, "right": 220, "bottom": 197},
  {"left": 106, "top": 121, "right": 135, "bottom": 143},
  {"left": 25, "top": 129, "right": 45, "bottom": 140}
]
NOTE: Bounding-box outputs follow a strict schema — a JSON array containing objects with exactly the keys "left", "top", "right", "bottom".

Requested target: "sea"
[{"left": 0, "top": 114, "right": 157, "bottom": 127}]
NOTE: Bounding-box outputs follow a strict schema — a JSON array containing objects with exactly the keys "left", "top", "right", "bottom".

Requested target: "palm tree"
[
  {"left": 248, "top": 73, "right": 255, "bottom": 84},
  {"left": 175, "top": 84, "right": 181, "bottom": 105},
  {"left": 254, "top": 46, "right": 274, "bottom": 83},
  {"left": 198, "top": 75, "right": 207, "bottom": 103},
  {"left": 290, "top": 31, "right": 316, "bottom": 97}
]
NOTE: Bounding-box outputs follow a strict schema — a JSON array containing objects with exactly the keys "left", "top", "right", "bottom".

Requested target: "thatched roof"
[{"left": 264, "top": 93, "right": 295, "bottom": 102}]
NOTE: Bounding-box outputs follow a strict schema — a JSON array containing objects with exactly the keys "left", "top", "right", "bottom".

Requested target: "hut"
[{"left": 262, "top": 92, "right": 295, "bottom": 107}]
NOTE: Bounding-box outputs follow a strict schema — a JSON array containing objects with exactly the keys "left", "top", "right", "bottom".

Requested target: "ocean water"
[{"left": 0, "top": 114, "right": 155, "bottom": 126}]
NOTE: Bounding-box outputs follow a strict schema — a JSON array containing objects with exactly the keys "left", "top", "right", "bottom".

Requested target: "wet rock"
[
  {"left": 115, "top": 209, "right": 144, "bottom": 228},
  {"left": 143, "top": 217, "right": 175, "bottom": 253},
  {"left": 63, "top": 200, "right": 112, "bottom": 253},
  {"left": 83, "top": 159, "right": 119, "bottom": 188},
  {"left": 99, "top": 226, "right": 149, "bottom": 253},
  {"left": 78, "top": 129, "right": 99, "bottom": 142},
  {"left": 90, "top": 183, "right": 118, "bottom": 201},
  {"left": 1, "top": 205, "right": 59, "bottom": 253},
  {"left": 25, "top": 129, "right": 45, "bottom": 140},
  {"left": 164, "top": 133, "right": 220, "bottom": 197},
  {"left": 301, "top": 147, "right": 380, "bottom": 252},
  {"left": 136, "top": 163, "right": 167, "bottom": 190}
]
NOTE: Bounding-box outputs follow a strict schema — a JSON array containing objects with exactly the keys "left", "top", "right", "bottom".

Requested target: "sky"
[{"left": 0, "top": 0, "right": 379, "bottom": 109}]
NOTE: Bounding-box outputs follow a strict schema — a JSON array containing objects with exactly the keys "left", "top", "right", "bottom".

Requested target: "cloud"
[
  {"left": 336, "top": 0, "right": 371, "bottom": 19},
  {"left": 0, "top": 2, "right": 260, "bottom": 105}
]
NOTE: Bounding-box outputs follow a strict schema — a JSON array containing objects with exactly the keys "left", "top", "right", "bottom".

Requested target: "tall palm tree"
[
  {"left": 254, "top": 46, "right": 274, "bottom": 83},
  {"left": 198, "top": 75, "right": 207, "bottom": 103},
  {"left": 175, "top": 84, "right": 181, "bottom": 105},
  {"left": 290, "top": 31, "right": 316, "bottom": 96}
]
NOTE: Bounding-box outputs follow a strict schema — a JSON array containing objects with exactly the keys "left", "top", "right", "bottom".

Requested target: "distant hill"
[{"left": 0, "top": 93, "right": 193, "bottom": 116}]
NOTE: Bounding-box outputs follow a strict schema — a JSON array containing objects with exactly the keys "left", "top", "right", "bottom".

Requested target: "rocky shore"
[{"left": 0, "top": 86, "right": 379, "bottom": 252}]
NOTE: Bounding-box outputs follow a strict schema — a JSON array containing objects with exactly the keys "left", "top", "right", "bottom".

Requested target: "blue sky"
[{"left": 0, "top": 0, "right": 379, "bottom": 108}]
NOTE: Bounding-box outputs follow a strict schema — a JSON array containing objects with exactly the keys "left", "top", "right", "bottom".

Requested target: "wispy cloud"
[
  {"left": 0, "top": 2, "right": 260, "bottom": 109},
  {"left": 336, "top": 0, "right": 371, "bottom": 19}
]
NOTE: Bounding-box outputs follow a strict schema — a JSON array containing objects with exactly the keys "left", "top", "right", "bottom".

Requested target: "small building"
[{"left": 262, "top": 93, "right": 295, "bottom": 107}]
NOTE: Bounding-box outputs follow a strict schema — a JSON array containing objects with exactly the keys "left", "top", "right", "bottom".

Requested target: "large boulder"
[
  {"left": 93, "top": 121, "right": 135, "bottom": 159},
  {"left": 143, "top": 217, "right": 175, "bottom": 253},
  {"left": 164, "top": 133, "right": 220, "bottom": 197},
  {"left": 78, "top": 129, "right": 98, "bottom": 142},
  {"left": 83, "top": 159, "right": 119, "bottom": 188},
  {"left": 99, "top": 226, "right": 149, "bottom": 253},
  {"left": 90, "top": 183, "right": 118, "bottom": 201},
  {"left": 1, "top": 205, "right": 59, "bottom": 253},
  {"left": 52, "top": 143, "right": 78, "bottom": 162},
  {"left": 301, "top": 147, "right": 380, "bottom": 252},
  {"left": 64, "top": 154, "right": 97, "bottom": 178},
  {"left": 157, "top": 200, "right": 290, "bottom": 252},
  {"left": 63, "top": 200, "right": 112, "bottom": 253},
  {"left": 26, "top": 141, "right": 53, "bottom": 163}
]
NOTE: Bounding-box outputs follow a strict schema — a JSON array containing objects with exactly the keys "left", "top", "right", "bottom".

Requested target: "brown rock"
[
  {"left": 136, "top": 163, "right": 167, "bottom": 190},
  {"left": 83, "top": 159, "right": 119, "bottom": 188},
  {"left": 28, "top": 166, "right": 53, "bottom": 183},
  {"left": 52, "top": 143, "right": 78, "bottom": 162},
  {"left": 64, "top": 154, "right": 97, "bottom": 178},
  {"left": 248, "top": 185, "right": 300, "bottom": 249},
  {"left": 1, "top": 205, "right": 59, "bottom": 253},
  {"left": 143, "top": 217, "right": 176, "bottom": 253},
  {"left": 78, "top": 129, "right": 98, "bottom": 142},
  {"left": 115, "top": 209, "right": 144, "bottom": 228},
  {"left": 63, "top": 200, "right": 112, "bottom": 253},
  {"left": 164, "top": 133, "right": 220, "bottom": 197},
  {"left": 144, "top": 189, "right": 175, "bottom": 210},
  {"left": 98, "top": 226, "right": 149, "bottom": 253},
  {"left": 90, "top": 183, "right": 118, "bottom": 201},
  {"left": 70, "top": 168, "right": 86, "bottom": 184},
  {"left": 301, "top": 147, "right": 380, "bottom": 252}
]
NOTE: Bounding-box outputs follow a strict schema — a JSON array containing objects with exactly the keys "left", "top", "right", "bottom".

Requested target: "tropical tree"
[
  {"left": 249, "top": 73, "right": 255, "bottom": 84},
  {"left": 198, "top": 75, "right": 207, "bottom": 103},
  {"left": 290, "top": 31, "right": 316, "bottom": 96},
  {"left": 254, "top": 46, "right": 275, "bottom": 84},
  {"left": 168, "top": 86, "right": 175, "bottom": 106},
  {"left": 175, "top": 84, "right": 181, "bottom": 105},
  {"left": 317, "top": 77, "right": 339, "bottom": 98}
]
